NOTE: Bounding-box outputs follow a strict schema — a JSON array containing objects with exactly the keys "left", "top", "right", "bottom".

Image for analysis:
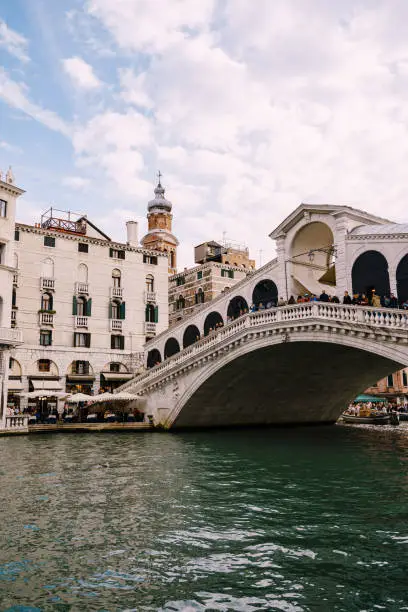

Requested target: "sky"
[{"left": 1, "top": 1, "right": 408, "bottom": 268}]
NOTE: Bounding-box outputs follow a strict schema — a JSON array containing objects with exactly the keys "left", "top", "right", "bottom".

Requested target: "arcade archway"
[
  {"left": 164, "top": 337, "right": 181, "bottom": 359},
  {"left": 183, "top": 325, "right": 200, "bottom": 348},
  {"left": 397, "top": 254, "right": 408, "bottom": 304},
  {"left": 252, "top": 279, "right": 278, "bottom": 308},
  {"left": 204, "top": 312, "right": 224, "bottom": 336},
  {"left": 352, "top": 251, "right": 390, "bottom": 299},
  {"left": 227, "top": 296, "right": 248, "bottom": 320},
  {"left": 147, "top": 349, "right": 162, "bottom": 369}
]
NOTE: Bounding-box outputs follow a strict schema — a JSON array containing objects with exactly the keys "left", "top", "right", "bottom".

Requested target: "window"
[
  {"left": 77, "top": 296, "right": 86, "bottom": 316},
  {"left": 78, "top": 243, "right": 88, "bottom": 253},
  {"left": 176, "top": 276, "right": 185, "bottom": 286},
  {"left": 110, "top": 300, "right": 125, "bottom": 320},
  {"left": 111, "top": 335, "right": 125, "bottom": 350},
  {"left": 12, "top": 288, "right": 16, "bottom": 307},
  {"left": 143, "top": 254, "right": 158, "bottom": 265},
  {"left": 0, "top": 243, "right": 5, "bottom": 265},
  {"left": 146, "top": 274, "right": 154, "bottom": 292},
  {"left": 195, "top": 288, "right": 205, "bottom": 304},
  {"left": 74, "top": 360, "right": 89, "bottom": 375},
  {"left": 74, "top": 332, "right": 91, "bottom": 347},
  {"left": 176, "top": 295, "right": 185, "bottom": 310},
  {"left": 38, "top": 359, "right": 51, "bottom": 372},
  {"left": 40, "top": 330, "right": 52, "bottom": 346},
  {"left": 41, "top": 292, "right": 53, "bottom": 311},
  {"left": 44, "top": 236, "right": 55, "bottom": 248},
  {"left": 14, "top": 229, "right": 20, "bottom": 241},
  {"left": 112, "top": 269, "right": 121, "bottom": 288},
  {"left": 403, "top": 371, "right": 408, "bottom": 387},
  {"left": 221, "top": 269, "right": 234, "bottom": 279},
  {"left": 109, "top": 248, "right": 125, "bottom": 259},
  {"left": 197, "top": 271, "right": 203, "bottom": 280},
  {"left": 0, "top": 199, "right": 7, "bottom": 217},
  {"left": 110, "top": 362, "right": 121, "bottom": 372},
  {"left": 387, "top": 374, "right": 394, "bottom": 387},
  {"left": 145, "top": 304, "right": 158, "bottom": 322}
]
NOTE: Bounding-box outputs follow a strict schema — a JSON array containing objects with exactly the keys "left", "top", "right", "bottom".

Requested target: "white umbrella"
[
  {"left": 88, "top": 392, "right": 115, "bottom": 403},
  {"left": 66, "top": 393, "right": 93, "bottom": 403},
  {"left": 112, "top": 391, "right": 139, "bottom": 401},
  {"left": 22, "top": 390, "right": 68, "bottom": 399}
]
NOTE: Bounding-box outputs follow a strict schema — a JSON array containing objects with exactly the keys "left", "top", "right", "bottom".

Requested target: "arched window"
[
  {"left": 42, "top": 257, "right": 54, "bottom": 278},
  {"left": 112, "top": 268, "right": 121, "bottom": 288},
  {"left": 252, "top": 279, "right": 278, "bottom": 308},
  {"left": 41, "top": 292, "right": 53, "bottom": 311},
  {"left": 111, "top": 300, "right": 120, "bottom": 320},
  {"left": 77, "top": 296, "right": 87, "bottom": 316},
  {"left": 204, "top": 311, "right": 224, "bottom": 336},
  {"left": 12, "top": 288, "right": 16, "bottom": 307},
  {"left": 195, "top": 288, "right": 205, "bottom": 304},
  {"left": 147, "top": 348, "right": 162, "bottom": 369},
  {"left": 170, "top": 251, "right": 175, "bottom": 269},
  {"left": 78, "top": 263, "right": 88, "bottom": 283},
  {"left": 145, "top": 303, "right": 157, "bottom": 322},
  {"left": 146, "top": 274, "right": 154, "bottom": 292},
  {"left": 397, "top": 254, "right": 408, "bottom": 304}
]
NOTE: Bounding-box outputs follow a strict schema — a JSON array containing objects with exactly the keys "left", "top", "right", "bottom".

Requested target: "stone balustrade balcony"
[
  {"left": 41, "top": 277, "right": 55, "bottom": 291},
  {"left": 75, "top": 282, "right": 89, "bottom": 295},
  {"left": 74, "top": 315, "right": 89, "bottom": 328},
  {"left": 145, "top": 291, "right": 156, "bottom": 303},
  {"left": 110, "top": 286, "right": 123, "bottom": 299},
  {"left": 0, "top": 326, "right": 23, "bottom": 346},
  {"left": 145, "top": 322, "right": 156, "bottom": 337},
  {"left": 40, "top": 312, "right": 54, "bottom": 326},
  {"left": 13, "top": 272, "right": 18, "bottom": 286},
  {"left": 110, "top": 319, "right": 123, "bottom": 332}
]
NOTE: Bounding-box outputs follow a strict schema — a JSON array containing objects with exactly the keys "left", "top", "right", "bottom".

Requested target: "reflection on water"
[{"left": 0, "top": 427, "right": 408, "bottom": 610}]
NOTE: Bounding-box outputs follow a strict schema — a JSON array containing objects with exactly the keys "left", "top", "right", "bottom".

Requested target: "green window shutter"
[
  {"left": 120, "top": 301, "right": 126, "bottom": 320},
  {"left": 154, "top": 305, "right": 159, "bottom": 323},
  {"left": 86, "top": 298, "right": 92, "bottom": 317},
  {"left": 109, "top": 302, "right": 113, "bottom": 319},
  {"left": 120, "top": 336, "right": 125, "bottom": 350},
  {"left": 86, "top": 333, "right": 91, "bottom": 348},
  {"left": 111, "top": 335, "right": 115, "bottom": 349},
  {"left": 109, "top": 248, "right": 113, "bottom": 258},
  {"left": 145, "top": 305, "right": 149, "bottom": 322},
  {"left": 73, "top": 295, "right": 77, "bottom": 315},
  {"left": 73, "top": 333, "right": 77, "bottom": 347}
]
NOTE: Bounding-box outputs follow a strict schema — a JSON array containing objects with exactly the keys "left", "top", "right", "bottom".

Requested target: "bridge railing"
[{"left": 126, "top": 303, "right": 408, "bottom": 389}]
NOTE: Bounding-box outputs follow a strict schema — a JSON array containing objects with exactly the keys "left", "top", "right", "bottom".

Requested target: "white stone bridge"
[{"left": 121, "top": 300, "right": 408, "bottom": 429}]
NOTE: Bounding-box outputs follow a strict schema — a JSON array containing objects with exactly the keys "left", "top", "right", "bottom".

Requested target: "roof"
[
  {"left": 269, "top": 203, "right": 393, "bottom": 240},
  {"left": 349, "top": 223, "right": 408, "bottom": 237}
]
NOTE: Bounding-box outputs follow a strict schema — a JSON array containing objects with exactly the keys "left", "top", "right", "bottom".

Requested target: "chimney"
[{"left": 126, "top": 221, "right": 138, "bottom": 246}]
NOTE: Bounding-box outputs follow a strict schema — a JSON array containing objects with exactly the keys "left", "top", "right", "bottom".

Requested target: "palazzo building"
[
  {"left": 6, "top": 177, "right": 171, "bottom": 413},
  {"left": 0, "top": 168, "right": 23, "bottom": 425},
  {"left": 169, "top": 240, "right": 255, "bottom": 326}
]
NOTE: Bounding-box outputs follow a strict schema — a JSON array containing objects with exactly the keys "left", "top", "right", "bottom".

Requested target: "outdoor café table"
[
  {"left": 104, "top": 413, "right": 117, "bottom": 423},
  {"left": 46, "top": 415, "right": 57, "bottom": 424},
  {"left": 86, "top": 413, "right": 98, "bottom": 423},
  {"left": 64, "top": 415, "right": 74, "bottom": 423},
  {"left": 28, "top": 416, "right": 37, "bottom": 425}
]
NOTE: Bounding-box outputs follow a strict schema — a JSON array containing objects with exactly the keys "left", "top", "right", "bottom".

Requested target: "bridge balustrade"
[
  {"left": 131, "top": 303, "right": 408, "bottom": 388},
  {"left": 4, "top": 415, "right": 29, "bottom": 430}
]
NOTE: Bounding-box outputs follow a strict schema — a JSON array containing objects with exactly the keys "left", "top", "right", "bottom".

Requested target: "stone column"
[
  {"left": 275, "top": 237, "right": 288, "bottom": 300},
  {"left": 0, "top": 349, "right": 10, "bottom": 428},
  {"left": 388, "top": 263, "right": 398, "bottom": 296},
  {"left": 333, "top": 219, "right": 349, "bottom": 298}
]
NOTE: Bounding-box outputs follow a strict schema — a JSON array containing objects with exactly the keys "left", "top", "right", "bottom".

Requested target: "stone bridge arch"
[{"left": 166, "top": 331, "right": 405, "bottom": 429}]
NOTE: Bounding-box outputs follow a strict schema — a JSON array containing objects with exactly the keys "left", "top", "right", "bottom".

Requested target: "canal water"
[{"left": 0, "top": 427, "right": 408, "bottom": 611}]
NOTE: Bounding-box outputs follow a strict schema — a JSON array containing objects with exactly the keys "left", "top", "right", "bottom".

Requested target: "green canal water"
[{"left": 0, "top": 427, "right": 408, "bottom": 611}]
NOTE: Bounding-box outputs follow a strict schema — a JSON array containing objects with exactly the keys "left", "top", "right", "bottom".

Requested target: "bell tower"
[{"left": 141, "top": 172, "right": 178, "bottom": 274}]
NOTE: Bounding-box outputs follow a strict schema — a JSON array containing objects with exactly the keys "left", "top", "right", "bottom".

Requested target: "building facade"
[
  {"left": 365, "top": 368, "right": 408, "bottom": 403},
  {"left": 7, "top": 181, "right": 170, "bottom": 415},
  {"left": 169, "top": 241, "right": 255, "bottom": 326},
  {"left": 140, "top": 177, "right": 178, "bottom": 275}
]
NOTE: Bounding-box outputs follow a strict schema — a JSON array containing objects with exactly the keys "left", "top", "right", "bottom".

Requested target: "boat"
[{"left": 342, "top": 413, "right": 390, "bottom": 425}]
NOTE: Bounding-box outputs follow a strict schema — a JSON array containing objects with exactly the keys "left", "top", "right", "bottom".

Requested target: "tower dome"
[{"left": 147, "top": 180, "right": 172, "bottom": 213}]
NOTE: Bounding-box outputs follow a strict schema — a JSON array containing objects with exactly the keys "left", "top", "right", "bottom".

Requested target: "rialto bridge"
[{"left": 120, "top": 203, "right": 408, "bottom": 428}]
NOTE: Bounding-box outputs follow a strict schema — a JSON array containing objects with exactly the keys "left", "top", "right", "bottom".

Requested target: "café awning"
[
  {"left": 101, "top": 372, "right": 133, "bottom": 381},
  {"left": 8, "top": 380, "right": 24, "bottom": 391},
  {"left": 31, "top": 379, "right": 62, "bottom": 391}
]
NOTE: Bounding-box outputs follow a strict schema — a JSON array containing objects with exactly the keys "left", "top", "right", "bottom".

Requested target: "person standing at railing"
[
  {"left": 319, "top": 291, "right": 329, "bottom": 302},
  {"left": 288, "top": 296, "right": 296, "bottom": 305},
  {"left": 390, "top": 294, "right": 398, "bottom": 308},
  {"left": 343, "top": 291, "right": 352, "bottom": 305},
  {"left": 331, "top": 295, "right": 340, "bottom": 303},
  {"left": 372, "top": 291, "right": 381, "bottom": 308}
]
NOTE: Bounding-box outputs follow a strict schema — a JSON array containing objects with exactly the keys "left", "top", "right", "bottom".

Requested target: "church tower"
[{"left": 141, "top": 173, "right": 178, "bottom": 274}]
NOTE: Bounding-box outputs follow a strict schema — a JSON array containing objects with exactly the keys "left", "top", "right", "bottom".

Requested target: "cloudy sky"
[{"left": 1, "top": 1, "right": 408, "bottom": 267}]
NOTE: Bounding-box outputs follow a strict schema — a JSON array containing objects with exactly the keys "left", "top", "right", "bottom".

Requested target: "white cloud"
[
  {"left": 0, "top": 68, "right": 70, "bottom": 136},
  {"left": 62, "top": 176, "right": 90, "bottom": 189},
  {"left": 0, "top": 19, "right": 30, "bottom": 62},
  {"left": 0, "top": 140, "right": 21, "bottom": 153},
  {"left": 62, "top": 56, "right": 102, "bottom": 89}
]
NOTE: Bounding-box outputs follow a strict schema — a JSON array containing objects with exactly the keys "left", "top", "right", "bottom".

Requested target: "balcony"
[
  {"left": 0, "top": 327, "right": 22, "bottom": 345},
  {"left": 110, "top": 286, "right": 123, "bottom": 299},
  {"left": 41, "top": 277, "right": 55, "bottom": 291},
  {"left": 40, "top": 312, "right": 54, "bottom": 326},
  {"left": 11, "top": 309, "right": 16, "bottom": 328},
  {"left": 110, "top": 319, "right": 123, "bottom": 332},
  {"left": 13, "top": 272, "right": 18, "bottom": 286},
  {"left": 145, "top": 322, "right": 156, "bottom": 337},
  {"left": 75, "top": 282, "right": 89, "bottom": 295},
  {"left": 145, "top": 290, "right": 156, "bottom": 303},
  {"left": 74, "top": 316, "right": 89, "bottom": 328}
]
